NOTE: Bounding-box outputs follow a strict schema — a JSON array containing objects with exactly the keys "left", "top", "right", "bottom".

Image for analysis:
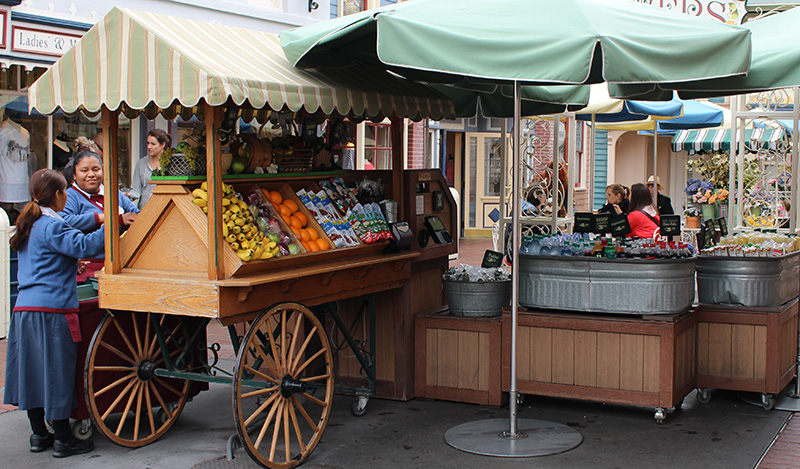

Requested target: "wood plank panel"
[
  {"left": 619, "top": 334, "right": 644, "bottom": 391},
  {"left": 426, "top": 329, "right": 438, "bottom": 387},
  {"left": 552, "top": 329, "right": 575, "bottom": 385},
  {"left": 731, "top": 324, "right": 755, "bottom": 379},
  {"left": 130, "top": 204, "right": 207, "bottom": 273},
  {"left": 708, "top": 323, "right": 732, "bottom": 377},
  {"left": 531, "top": 327, "right": 552, "bottom": 383},
  {"left": 458, "top": 331, "right": 480, "bottom": 390},
  {"left": 697, "top": 322, "right": 709, "bottom": 375},
  {"left": 479, "top": 330, "right": 490, "bottom": 392},
  {"left": 780, "top": 315, "right": 798, "bottom": 372},
  {"left": 574, "top": 330, "right": 597, "bottom": 388},
  {"left": 98, "top": 273, "right": 218, "bottom": 318},
  {"left": 676, "top": 326, "right": 695, "bottom": 386},
  {"left": 517, "top": 325, "right": 531, "bottom": 381},
  {"left": 754, "top": 325, "right": 767, "bottom": 380},
  {"left": 438, "top": 329, "right": 459, "bottom": 388},
  {"left": 642, "top": 335, "right": 660, "bottom": 393},
  {"left": 596, "top": 332, "right": 620, "bottom": 389}
]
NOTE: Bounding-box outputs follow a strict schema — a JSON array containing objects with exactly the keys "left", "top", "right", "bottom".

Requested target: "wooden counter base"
[
  {"left": 502, "top": 307, "right": 697, "bottom": 410},
  {"left": 414, "top": 311, "right": 505, "bottom": 407},
  {"left": 695, "top": 298, "right": 798, "bottom": 395}
]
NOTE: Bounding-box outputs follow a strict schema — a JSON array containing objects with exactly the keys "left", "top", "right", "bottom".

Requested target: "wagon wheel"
[
  {"left": 233, "top": 302, "right": 334, "bottom": 468},
  {"left": 85, "top": 311, "right": 193, "bottom": 447}
]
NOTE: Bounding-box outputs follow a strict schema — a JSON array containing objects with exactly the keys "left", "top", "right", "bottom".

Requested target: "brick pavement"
[{"left": 1, "top": 238, "right": 800, "bottom": 467}]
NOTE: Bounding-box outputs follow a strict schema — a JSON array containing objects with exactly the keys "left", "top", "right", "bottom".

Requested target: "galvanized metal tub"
[
  {"left": 444, "top": 279, "right": 512, "bottom": 317},
  {"left": 696, "top": 251, "right": 800, "bottom": 307},
  {"left": 518, "top": 255, "right": 696, "bottom": 315}
]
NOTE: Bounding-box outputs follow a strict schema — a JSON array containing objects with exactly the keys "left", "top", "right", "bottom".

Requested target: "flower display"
[
  {"left": 683, "top": 206, "right": 700, "bottom": 217},
  {"left": 686, "top": 151, "right": 730, "bottom": 191}
]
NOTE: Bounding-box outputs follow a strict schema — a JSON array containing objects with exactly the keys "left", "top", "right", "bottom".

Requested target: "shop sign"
[
  {"left": 632, "top": 0, "right": 746, "bottom": 24},
  {"left": 11, "top": 26, "right": 82, "bottom": 57}
]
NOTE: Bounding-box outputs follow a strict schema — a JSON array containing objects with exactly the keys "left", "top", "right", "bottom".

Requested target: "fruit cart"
[{"left": 27, "top": 8, "right": 456, "bottom": 468}]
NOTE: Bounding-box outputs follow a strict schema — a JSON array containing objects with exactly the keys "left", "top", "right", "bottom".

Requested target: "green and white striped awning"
[
  {"left": 672, "top": 126, "right": 788, "bottom": 153},
  {"left": 28, "top": 7, "right": 455, "bottom": 121}
]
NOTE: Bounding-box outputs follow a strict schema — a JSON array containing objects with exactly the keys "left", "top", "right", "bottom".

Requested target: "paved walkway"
[{"left": 1, "top": 237, "right": 799, "bottom": 468}]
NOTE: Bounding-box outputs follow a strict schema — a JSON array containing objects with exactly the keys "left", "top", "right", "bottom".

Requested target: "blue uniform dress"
[
  {"left": 3, "top": 208, "right": 105, "bottom": 420},
  {"left": 59, "top": 183, "right": 139, "bottom": 235}
]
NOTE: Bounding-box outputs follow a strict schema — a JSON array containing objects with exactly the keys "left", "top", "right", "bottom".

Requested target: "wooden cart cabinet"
[
  {"left": 502, "top": 308, "right": 697, "bottom": 415},
  {"left": 695, "top": 299, "right": 798, "bottom": 396}
]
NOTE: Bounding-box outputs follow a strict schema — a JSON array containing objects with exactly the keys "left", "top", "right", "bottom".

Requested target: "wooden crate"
[
  {"left": 415, "top": 311, "right": 504, "bottom": 406},
  {"left": 695, "top": 298, "right": 798, "bottom": 395},
  {"left": 502, "top": 307, "right": 697, "bottom": 410}
]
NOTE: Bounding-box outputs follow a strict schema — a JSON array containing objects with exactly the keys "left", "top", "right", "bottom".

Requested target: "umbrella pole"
[
  {"left": 653, "top": 128, "right": 658, "bottom": 209},
  {"left": 444, "top": 82, "right": 582, "bottom": 458}
]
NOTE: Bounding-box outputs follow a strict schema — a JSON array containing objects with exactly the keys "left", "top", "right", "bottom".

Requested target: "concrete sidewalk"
[{"left": 1, "top": 238, "right": 799, "bottom": 468}]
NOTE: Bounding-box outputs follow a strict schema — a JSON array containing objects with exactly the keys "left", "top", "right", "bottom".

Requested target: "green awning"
[
  {"left": 671, "top": 127, "right": 787, "bottom": 153},
  {"left": 28, "top": 7, "right": 455, "bottom": 121}
]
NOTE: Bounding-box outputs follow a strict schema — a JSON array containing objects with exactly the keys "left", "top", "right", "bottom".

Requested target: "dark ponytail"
[{"left": 10, "top": 169, "right": 68, "bottom": 251}]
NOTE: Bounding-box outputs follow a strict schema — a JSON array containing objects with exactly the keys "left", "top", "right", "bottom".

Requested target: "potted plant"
[{"left": 684, "top": 206, "right": 701, "bottom": 229}]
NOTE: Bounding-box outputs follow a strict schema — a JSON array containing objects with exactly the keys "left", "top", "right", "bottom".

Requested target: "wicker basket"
[
  {"left": 272, "top": 149, "right": 314, "bottom": 173},
  {"left": 167, "top": 153, "right": 194, "bottom": 177}
]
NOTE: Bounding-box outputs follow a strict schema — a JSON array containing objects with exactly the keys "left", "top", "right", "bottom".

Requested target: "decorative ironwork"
[
  {"left": 748, "top": 89, "right": 793, "bottom": 113},
  {"left": 308, "top": 0, "right": 319, "bottom": 12}
]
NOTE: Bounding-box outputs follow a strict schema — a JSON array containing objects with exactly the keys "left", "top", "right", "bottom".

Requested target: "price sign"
[
  {"left": 594, "top": 213, "right": 611, "bottom": 235},
  {"left": 697, "top": 223, "right": 707, "bottom": 249},
  {"left": 704, "top": 218, "right": 716, "bottom": 235},
  {"left": 609, "top": 214, "right": 631, "bottom": 237},
  {"left": 574, "top": 212, "right": 593, "bottom": 233},
  {"left": 481, "top": 250, "right": 504, "bottom": 268},
  {"left": 717, "top": 216, "right": 728, "bottom": 237},
  {"left": 660, "top": 215, "right": 681, "bottom": 237}
]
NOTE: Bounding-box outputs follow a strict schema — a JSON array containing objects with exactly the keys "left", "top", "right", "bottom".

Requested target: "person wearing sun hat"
[{"left": 646, "top": 175, "right": 674, "bottom": 215}]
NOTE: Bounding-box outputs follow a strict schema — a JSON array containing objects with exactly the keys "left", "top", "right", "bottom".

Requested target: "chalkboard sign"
[
  {"left": 574, "top": 212, "right": 593, "bottom": 233},
  {"left": 660, "top": 215, "right": 681, "bottom": 237},
  {"left": 609, "top": 214, "right": 631, "bottom": 237},
  {"left": 481, "top": 250, "right": 504, "bottom": 268},
  {"left": 594, "top": 213, "right": 611, "bottom": 234},
  {"left": 704, "top": 218, "right": 716, "bottom": 235},
  {"left": 697, "top": 224, "right": 707, "bottom": 249},
  {"left": 717, "top": 216, "right": 728, "bottom": 237}
]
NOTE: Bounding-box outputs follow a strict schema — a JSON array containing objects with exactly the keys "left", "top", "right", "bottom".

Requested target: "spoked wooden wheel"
[
  {"left": 85, "top": 311, "right": 192, "bottom": 447},
  {"left": 233, "top": 302, "right": 334, "bottom": 468}
]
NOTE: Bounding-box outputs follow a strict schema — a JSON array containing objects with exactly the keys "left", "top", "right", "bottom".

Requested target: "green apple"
[{"left": 230, "top": 159, "right": 246, "bottom": 174}]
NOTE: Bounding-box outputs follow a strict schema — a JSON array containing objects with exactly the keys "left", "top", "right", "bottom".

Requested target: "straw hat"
[{"left": 646, "top": 175, "right": 662, "bottom": 189}]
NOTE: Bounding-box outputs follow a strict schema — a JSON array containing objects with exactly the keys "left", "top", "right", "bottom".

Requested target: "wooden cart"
[{"left": 27, "top": 9, "right": 457, "bottom": 467}]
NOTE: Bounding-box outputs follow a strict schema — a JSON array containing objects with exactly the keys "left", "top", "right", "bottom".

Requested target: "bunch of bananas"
[{"left": 192, "top": 182, "right": 278, "bottom": 261}]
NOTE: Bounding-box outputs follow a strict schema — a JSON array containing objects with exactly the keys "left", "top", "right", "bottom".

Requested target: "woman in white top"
[{"left": 129, "top": 129, "right": 171, "bottom": 210}]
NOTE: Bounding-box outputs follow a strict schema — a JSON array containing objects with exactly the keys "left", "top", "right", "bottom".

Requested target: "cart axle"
[
  {"left": 280, "top": 375, "right": 307, "bottom": 397},
  {"left": 137, "top": 360, "right": 158, "bottom": 381}
]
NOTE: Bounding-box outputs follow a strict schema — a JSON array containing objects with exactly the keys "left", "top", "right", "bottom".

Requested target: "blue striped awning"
[{"left": 672, "top": 126, "right": 788, "bottom": 153}]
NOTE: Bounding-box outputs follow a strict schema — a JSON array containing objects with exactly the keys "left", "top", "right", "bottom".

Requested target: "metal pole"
[
  {"left": 653, "top": 127, "right": 658, "bottom": 208},
  {"left": 506, "top": 80, "right": 522, "bottom": 437}
]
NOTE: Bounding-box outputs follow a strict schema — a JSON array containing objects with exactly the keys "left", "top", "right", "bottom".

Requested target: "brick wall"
[{"left": 406, "top": 121, "right": 425, "bottom": 169}]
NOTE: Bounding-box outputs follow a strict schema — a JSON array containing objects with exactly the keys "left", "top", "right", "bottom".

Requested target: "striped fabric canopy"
[
  {"left": 672, "top": 126, "right": 787, "bottom": 153},
  {"left": 28, "top": 7, "right": 455, "bottom": 121}
]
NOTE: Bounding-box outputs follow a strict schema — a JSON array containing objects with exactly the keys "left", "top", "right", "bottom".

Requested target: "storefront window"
[
  {"left": 343, "top": 0, "right": 366, "bottom": 15},
  {"left": 364, "top": 122, "right": 391, "bottom": 170},
  {"left": 483, "top": 137, "right": 501, "bottom": 196}
]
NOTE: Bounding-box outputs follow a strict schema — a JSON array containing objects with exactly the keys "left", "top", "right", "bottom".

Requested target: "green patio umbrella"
[{"left": 281, "top": 0, "right": 752, "bottom": 87}]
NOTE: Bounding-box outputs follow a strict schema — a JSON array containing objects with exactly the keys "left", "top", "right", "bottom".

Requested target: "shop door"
[{"left": 463, "top": 133, "right": 506, "bottom": 237}]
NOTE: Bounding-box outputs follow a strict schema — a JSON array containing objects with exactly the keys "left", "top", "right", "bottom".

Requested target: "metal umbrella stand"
[{"left": 444, "top": 83, "right": 582, "bottom": 457}]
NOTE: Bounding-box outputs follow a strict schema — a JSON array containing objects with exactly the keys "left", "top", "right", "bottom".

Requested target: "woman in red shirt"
[{"left": 627, "top": 183, "right": 660, "bottom": 239}]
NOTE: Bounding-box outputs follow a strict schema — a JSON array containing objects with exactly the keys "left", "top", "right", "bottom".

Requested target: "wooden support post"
[
  {"left": 390, "top": 115, "right": 404, "bottom": 218},
  {"left": 102, "top": 108, "right": 121, "bottom": 274},
  {"left": 205, "top": 103, "right": 225, "bottom": 280}
]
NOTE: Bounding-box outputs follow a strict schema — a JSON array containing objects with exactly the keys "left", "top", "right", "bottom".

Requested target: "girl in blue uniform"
[
  {"left": 59, "top": 148, "right": 138, "bottom": 281},
  {"left": 4, "top": 169, "right": 105, "bottom": 457}
]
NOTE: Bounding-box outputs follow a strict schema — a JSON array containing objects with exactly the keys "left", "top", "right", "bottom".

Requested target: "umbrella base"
[{"left": 444, "top": 418, "right": 582, "bottom": 457}]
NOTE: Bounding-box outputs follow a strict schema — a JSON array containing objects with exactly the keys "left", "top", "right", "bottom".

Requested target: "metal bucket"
[
  {"left": 518, "top": 255, "right": 696, "bottom": 315},
  {"left": 379, "top": 200, "right": 398, "bottom": 224},
  {"left": 696, "top": 251, "right": 800, "bottom": 307},
  {"left": 444, "top": 280, "right": 512, "bottom": 317}
]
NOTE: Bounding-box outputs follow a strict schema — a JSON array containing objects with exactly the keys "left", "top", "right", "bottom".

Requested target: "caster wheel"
[
  {"left": 696, "top": 388, "right": 711, "bottom": 404},
  {"left": 71, "top": 419, "right": 93, "bottom": 440},
  {"left": 654, "top": 408, "right": 666, "bottom": 425},
  {"left": 761, "top": 394, "right": 776, "bottom": 411},
  {"left": 351, "top": 397, "right": 368, "bottom": 417}
]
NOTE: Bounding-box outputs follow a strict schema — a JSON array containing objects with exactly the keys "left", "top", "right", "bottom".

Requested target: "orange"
[
  {"left": 294, "top": 211, "right": 308, "bottom": 227},
  {"left": 306, "top": 228, "right": 319, "bottom": 241},
  {"left": 301, "top": 241, "right": 311, "bottom": 252},
  {"left": 299, "top": 229, "right": 311, "bottom": 242},
  {"left": 307, "top": 241, "right": 320, "bottom": 253},
  {"left": 281, "top": 213, "right": 292, "bottom": 225},
  {"left": 268, "top": 191, "right": 283, "bottom": 205},
  {"left": 282, "top": 199, "right": 298, "bottom": 213},
  {"left": 316, "top": 238, "right": 329, "bottom": 251},
  {"left": 289, "top": 215, "right": 303, "bottom": 229},
  {"left": 290, "top": 226, "right": 301, "bottom": 236},
  {"left": 278, "top": 204, "right": 292, "bottom": 217}
]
